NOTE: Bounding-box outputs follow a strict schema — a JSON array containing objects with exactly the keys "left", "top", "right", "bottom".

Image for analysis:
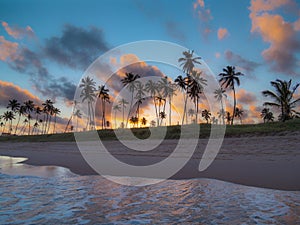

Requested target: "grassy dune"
[{"left": 0, "top": 119, "right": 299, "bottom": 142}]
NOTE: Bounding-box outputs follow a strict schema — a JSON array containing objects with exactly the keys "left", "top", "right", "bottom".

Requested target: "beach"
[{"left": 0, "top": 133, "right": 300, "bottom": 191}]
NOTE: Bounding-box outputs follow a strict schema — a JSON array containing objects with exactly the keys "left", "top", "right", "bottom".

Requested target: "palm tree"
[
  {"left": 118, "top": 98, "right": 129, "bottom": 128},
  {"left": 159, "top": 111, "right": 167, "bottom": 126},
  {"left": 32, "top": 121, "right": 39, "bottom": 135},
  {"left": 80, "top": 76, "right": 97, "bottom": 130},
  {"left": 155, "top": 94, "right": 166, "bottom": 126},
  {"left": 225, "top": 111, "right": 231, "bottom": 125},
  {"left": 201, "top": 109, "right": 211, "bottom": 124},
  {"left": 134, "top": 81, "right": 145, "bottom": 127},
  {"left": 188, "top": 108, "right": 195, "bottom": 124},
  {"left": 178, "top": 50, "right": 201, "bottom": 74},
  {"left": 65, "top": 100, "right": 77, "bottom": 133},
  {"left": 2, "top": 111, "right": 15, "bottom": 134},
  {"left": 98, "top": 85, "right": 110, "bottom": 129},
  {"left": 261, "top": 108, "right": 274, "bottom": 123},
  {"left": 14, "top": 105, "right": 26, "bottom": 135},
  {"left": 141, "top": 117, "right": 147, "bottom": 127},
  {"left": 235, "top": 107, "right": 244, "bottom": 124},
  {"left": 34, "top": 106, "right": 42, "bottom": 134},
  {"left": 145, "top": 80, "right": 159, "bottom": 125},
  {"left": 24, "top": 100, "right": 35, "bottom": 135},
  {"left": 129, "top": 116, "right": 138, "bottom": 128},
  {"left": 262, "top": 79, "right": 300, "bottom": 122},
  {"left": 214, "top": 88, "right": 227, "bottom": 125},
  {"left": 74, "top": 109, "right": 82, "bottom": 132},
  {"left": 52, "top": 107, "right": 61, "bottom": 133},
  {"left": 188, "top": 70, "right": 207, "bottom": 124},
  {"left": 121, "top": 72, "right": 140, "bottom": 128},
  {"left": 175, "top": 75, "right": 189, "bottom": 125},
  {"left": 219, "top": 66, "right": 244, "bottom": 125},
  {"left": 42, "top": 99, "right": 53, "bottom": 134},
  {"left": 217, "top": 109, "right": 226, "bottom": 124},
  {"left": 112, "top": 104, "right": 121, "bottom": 129},
  {"left": 20, "top": 118, "right": 28, "bottom": 135}
]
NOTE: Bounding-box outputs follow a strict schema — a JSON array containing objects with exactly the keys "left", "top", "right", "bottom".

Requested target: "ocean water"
[{"left": 0, "top": 156, "right": 300, "bottom": 224}]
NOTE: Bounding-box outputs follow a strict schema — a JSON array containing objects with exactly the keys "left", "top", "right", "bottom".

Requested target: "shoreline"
[{"left": 0, "top": 134, "right": 300, "bottom": 191}]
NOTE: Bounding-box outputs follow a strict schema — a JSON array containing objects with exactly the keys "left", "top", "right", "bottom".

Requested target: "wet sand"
[{"left": 0, "top": 134, "right": 299, "bottom": 191}]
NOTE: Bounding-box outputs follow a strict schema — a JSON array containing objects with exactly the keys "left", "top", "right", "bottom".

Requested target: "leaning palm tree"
[
  {"left": 214, "top": 88, "right": 227, "bottom": 125},
  {"left": 24, "top": 100, "right": 35, "bottom": 135},
  {"left": 219, "top": 66, "right": 244, "bottom": 125},
  {"left": 80, "top": 76, "right": 97, "bottom": 130},
  {"left": 98, "top": 85, "right": 110, "bottom": 129},
  {"left": 112, "top": 104, "right": 121, "bottom": 129},
  {"left": 178, "top": 50, "right": 201, "bottom": 74},
  {"left": 121, "top": 72, "right": 140, "bottom": 128},
  {"left": 14, "top": 105, "right": 26, "bottom": 135},
  {"left": 118, "top": 98, "right": 129, "bottom": 128},
  {"left": 262, "top": 79, "right": 300, "bottom": 122},
  {"left": 201, "top": 109, "right": 211, "bottom": 124},
  {"left": 261, "top": 108, "right": 274, "bottom": 123}
]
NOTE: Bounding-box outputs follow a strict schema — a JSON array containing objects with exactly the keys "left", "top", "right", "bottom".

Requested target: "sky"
[{"left": 0, "top": 0, "right": 300, "bottom": 131}]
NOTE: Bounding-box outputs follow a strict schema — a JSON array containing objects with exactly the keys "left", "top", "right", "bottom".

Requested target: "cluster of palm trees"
[{"left": 0, "top": 99, "right": 61, "bottom": 135}]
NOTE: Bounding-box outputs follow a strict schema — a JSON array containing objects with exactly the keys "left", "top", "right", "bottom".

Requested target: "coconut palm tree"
[
  {"left": 98, "top": 85, "right": 110, "bottom": 129},
  {"left": 20, "top": 118, "right": 28, "bottom": 135},
  {"left": 2, "top": 111, "right": 15, "bottom": 134},
  {"left": 121, "top": 72, "right": 140, "bottom": 128},
  {"left": 145, "top": 80, "right": 159, "bottom": 125},
  {"left": 159, "top": 111, "right": 167, "bottom": 126},
  {"left": 134, "top": 81, "right": 145, "bottom": 127},
  {"left": 112, "top": 104, "right": 121, "bottom": 129},
  {"left": 155, "top": 94, "right": 165, "bottom": 126},
  {"left": 219, "top": 66, "right": 244, "bottom": 125},
  {"left": 178, "top": 50, "right": 201, "bottom": 74},
  {"left": 14, "top": 105, "right": 26, "bottom": 135},
  {"left": 34, "top": 106, "right": 42, "bottom": 134},
  {"left": 261, "top": 108, "right": 274, "bottom": 123},
  {"left": 7, "top": 99, "right": 20, "bottom": 113},
  {"left": 188, "top": 70, "right": 207, "bottom": 124},
  {"left": 80, "top": 76, "right": 97, "bottom": 130},
  {"left": 129, "top": 116, "right": 138, "bottom": 128},
  {"left": 262, "top": 79, "right": 300, "bottom": 122},
  {"left": 118, "top": 98, "right": 129, "bottom": 128},
  {"left": 42, "top": 99, "right": 53, "bottom": 134},
  {"left": 235, "top": 107, "right": 244, "bottom": 124},
  {"left": 201, "top": 109, "right": 211, "bottom": 124},
  {"left": 74, "top": 109, "right": 82, "bottom": 132},
  {"left": 175, "top": 75, "right": 189, "bottom": 125},
  {"left": 52, "top": 107, "right": 61, "bottom": 133},
  {"left": 24, "top": 100, "right": 35, "bottom": 135},
  {"left": 214, "top": 87, "right": 227, "bottom": 125}
]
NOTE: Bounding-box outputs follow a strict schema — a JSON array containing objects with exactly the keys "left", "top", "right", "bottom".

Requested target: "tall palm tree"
[
  {"left": 2, "top": 111, "right": 15, "bottom": 133},
  {"left": 178, "top": 50, "right": 201, "bottom": 74},
  {"left": 98, "top": 85, "right": 110, "bottom": 129},
  {"left": 155, "top": 94, "right": 165, "bottom": 126},
  {"left": 34, "top": 106, "right": 42, "bottom": 134},
  {"left": 20, "top": 118, "right": 28, "bottom": 135},
  {"left": 261, "top": 108, "right": 274, "bottom": 123},
  {"left": 188, "top": 70, "right": 207, "bottom": 124},
  {"left": 235, "top": 107, "right": 244, "bottom": 124},
  {"left": 42, "top": 99, "right": 53, "bottom": 134},
  {"left": 121, "top": 72, "right": 140, "bottom": 128},
  {"left": 112, "top": 104, "right": 121, "bottom": 129},
  {"left": 52, "top": 107, "right": 61, "bottom": 134},
  {"left": 80, "top": 76, "right": 97, "bottom": 130},
  {"left": 14, "top": 105, "right": 26, "bottom": 135},
  {"left": 134, "top": 81, "right": 145, "bottom": 127},
  {"left": 145, "top": 80, "right": 159, "bottom": 125},
  {"left": 214, "top": 87, "right": 227, "bottom": 125},
  {"left": 118, "top": 98, "right": 129, "bottom": 129},
  {"left": 201, "top": 109, "right": 211, "bottom": 124},
  {"left": 65, "top": 100, "right": 77, "bottom": 133},
  {"left": 24, "top": 100, "right": 35, "bottom": 135},
  {"left": 219, "top": 66, "right": 244, "bottom": 125},
  {"left": 175, "top": 75, "right": 189, "bottom": 125},
  {"left": 262, "top": 79, "right": 300, "bottom": 122}
]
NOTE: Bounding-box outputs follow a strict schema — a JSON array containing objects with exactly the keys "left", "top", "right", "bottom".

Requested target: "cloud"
[
  {"left": 1, "top": 21, "right": 35, "bottom": 39},
  {"left": 217, "top": 28, "right": 229, "bottom": 40},
  {"left": 44, "top": 24, "right": 109, "bottom": 70},
  {"left": 0, "top": 80, "right": 42, "bottom": 107},
  {"left": 236, "top": 89, "right": 257, "bottom": 105},
  {"left": 193, "top": 0, "right": 205, "bottom": 9},
  {"left": 224, "top": 50, "right": 260, "bottom": 74},
  {"left": 193, "top": 0, "right": 213, "bottom": 38},
  {"left": 249, "top": 0, "right": 300, "bottom": 76},
  {"left": 215, "top": 52, "right": 221, "bottom": 58},
  {"left": 165, "top": 21, "right": 186, "bottom": 41},
  {"left": 0, "top": 36, "right": 19, "bottom": 61}
]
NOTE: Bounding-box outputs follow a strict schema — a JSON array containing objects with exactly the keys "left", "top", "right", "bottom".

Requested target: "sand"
[{"left": 0, "top": 134, "right": 299, "bottom": 191}]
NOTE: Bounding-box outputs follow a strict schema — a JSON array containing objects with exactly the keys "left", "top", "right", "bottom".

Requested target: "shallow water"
[{"left": 0, "top": 156, "right": 300, "bottom": 224}]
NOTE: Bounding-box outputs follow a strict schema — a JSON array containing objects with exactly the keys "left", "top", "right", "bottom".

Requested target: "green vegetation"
[{"left": 0, "top": 119, "right": 299, "bottom": 142}]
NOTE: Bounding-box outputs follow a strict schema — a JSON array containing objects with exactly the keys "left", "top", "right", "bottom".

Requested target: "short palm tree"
[
  {"left": 219, "top": 66, "right": 244, "bottom": 125},
  {"left": 261, "top": 108, "right": 274, "bottom": 123},
  {"left": 141, "top": 117, "right": 147, "bottom": 127},
  {"left": 235, "top": 107, "right": 244, "bottom": 124},
  {"left": 214, "top": 88, "right": 227, "bottom": 125},
  {"left": 201, "top": 109, "right": 211, "bottom": 124},
  {"left": 262, "top": 79, "right": 300, "bottom": 121}
]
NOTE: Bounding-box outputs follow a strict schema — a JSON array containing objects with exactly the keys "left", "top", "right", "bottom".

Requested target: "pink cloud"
[
  {"left": 0, "top": 36, "right": 19, "bottom": 61},
  {"left": 215, "top": 52, "right": 221, "bottom": 58},
  {"left": 217, "top": 28, "right": 229, "bottom": 40},
  {"left": 1, "top": 21, "right": 35, "bottom": 39},
  {"left": 193, "top": 0, "right": 205, "bottom": 9}
]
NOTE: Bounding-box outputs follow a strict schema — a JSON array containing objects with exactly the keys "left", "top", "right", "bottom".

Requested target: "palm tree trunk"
[
  {"left": 65, "top": 115, "right": 73, "bottom": 133},
  {"left": 169, "top": 96, "right": 172, "bottom": 126},
  {"left": 53, "top": 115, "right": 57, "bottom": 134},
  {"left": 126, "top": 92, "right": 134, "bottom": 128},
  {"left": 14, "top": 114, "right": 21, "bottom": 135},
  {"left": 231, "top": 87, "right": 236, "bottom": 125},
  {"left": 153, "top": 97, "right": 159, "bottom": 127},
  {"left": 221, "top": 98, "right": 225, "bottom": 125},
  {"left": 182, "top": 93, "right": 188, "bottom": 125}
]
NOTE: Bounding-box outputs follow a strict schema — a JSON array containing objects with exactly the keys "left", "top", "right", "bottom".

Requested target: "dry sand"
[{"left": 0, "top": 134, "right": 299, "bottom": 191}]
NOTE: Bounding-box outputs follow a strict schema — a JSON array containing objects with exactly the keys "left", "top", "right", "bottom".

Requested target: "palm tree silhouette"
[
  {"left": 34, "top": 106, "right": 42, "bottom": 134},
  {"left": 14, "top": 105, "right": 26, "bottom": 135},
  {"left": 42, "top": 99, "right": 53, "bottom": 134},
  {"left": 175, "top": 75, "right": 189, "bottom": 125},
  {"left": 201, "top": 109, "right": 211, "bottom": 124},
  {"left": 214, "top": 87, "right": 227, "bottom": 125},
  {"left": 219, "top": 66, "right": 244, "bottom": 125},
  {"left": 134, "top": 81, "right": 145, "bottom": 127},
  {"left": 141, "top": 117, "right": 147, "bottom": 127},
  {"left": 74, "top": 109, "right": 82, "bottom": 132},
  {"left": 121, "top": 72, "right": 140, "bottom": 128},
  {"left": 52, "top": 107, "right": 61, "bottom": 133},
  {"left": 262, "top": 79, "right": 300, "bottom": 122},
  {"left": 225, "top": 111, "right": 231, "bottom": 125},
  {"left": 80, "top": 76, "right": 97, "bottom": 130},
  {"left": 235, "top": 107, "right": 244, "bottom": 124},
  {"left": 261, "top": 108, "right": 274, "bottom": 123},
  {"left": 24, "top": 100, "right": 35, "bottom": 135},
  {"left": 178, "top": 50, "right": 201, "bottom": 74},
  {"left": 118, "top": 98, "right": 129, "bottom": 129},
  {"left": 2, "top": 111, "right": 15, "bottom": 134},
  {"left": 188, "top": 70, "right": 207, "bottom": 124},
  {"left": 98, "top": 85, "right": 110, "bottom": 129},
  {"left": 112, "top": 104, "right": 121, "bottom": 129},
  {"left": 145, "top": 80, "right": 159, "bottom": 125},
  {"left": 159, "top": 111, "right": 166, "bottom": 126}
]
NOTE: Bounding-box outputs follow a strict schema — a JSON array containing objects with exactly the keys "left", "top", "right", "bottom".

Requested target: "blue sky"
[{"left": 0, "top": 0, "right": 300, "bottom": 127}]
